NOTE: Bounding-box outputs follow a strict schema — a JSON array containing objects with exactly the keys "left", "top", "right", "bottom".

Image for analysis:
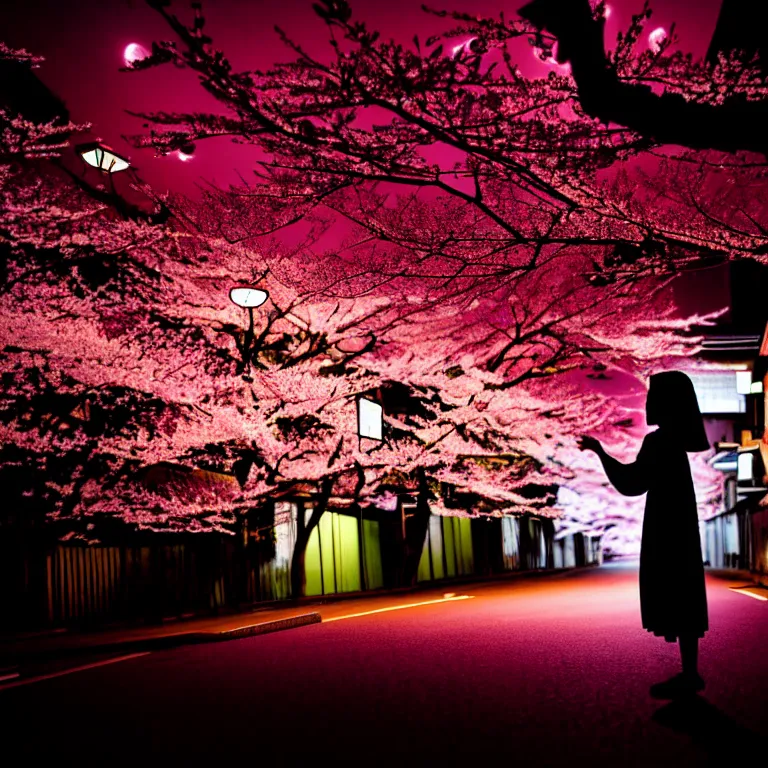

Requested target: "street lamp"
[
  {"left": 230, "top": 285, "right": 269, "bottom": 375},
  {"left": 230, "top": 287, "right": 269, "bottom": 309},
  {"left": 76, "top": 142, "right": 130, "bottom": 174},
  {"left": 69, "top": 140, "right": 170, "bottom": 224}
]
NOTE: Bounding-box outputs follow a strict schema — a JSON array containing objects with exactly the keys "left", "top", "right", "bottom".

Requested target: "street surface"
[{"left": 6, "top": 561, "right": 767, "bottom": 766}]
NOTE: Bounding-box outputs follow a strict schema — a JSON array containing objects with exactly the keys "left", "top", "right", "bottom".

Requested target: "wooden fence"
[{"left": 1, "top": 511, "right": 603, "bottom": 632}]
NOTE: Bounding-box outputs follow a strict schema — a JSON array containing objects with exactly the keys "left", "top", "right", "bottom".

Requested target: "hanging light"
[
  {"left": 230, "top": 286, "right": 269, "bottom": 308},
  {"left": 76, "top": 142, "right": 130, "bottom": 173}
]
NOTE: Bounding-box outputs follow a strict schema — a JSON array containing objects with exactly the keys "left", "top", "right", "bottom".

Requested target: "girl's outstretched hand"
[{"left": 577, "top": 435, "right": 603, "bottom": 454}]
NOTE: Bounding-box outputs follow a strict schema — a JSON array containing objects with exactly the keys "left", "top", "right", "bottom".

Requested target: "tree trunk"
[
  {"left": 518, "top": 0, "right": 768, "bottom": 156},
  {"left": 289, "top": 478, "right": 334, "bottom": 599},
  {"left": 290, "top": 536, "right": 309, "bottom": 599},
  {"left": 402, "top": 469, "right": 432, "bottom": 587}
]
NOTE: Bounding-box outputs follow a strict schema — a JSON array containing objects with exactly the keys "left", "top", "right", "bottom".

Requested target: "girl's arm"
[{"left": 578, "top": 435, "right": 652, "bottom": 497}]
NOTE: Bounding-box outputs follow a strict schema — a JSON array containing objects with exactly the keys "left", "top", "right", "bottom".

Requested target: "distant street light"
[{"left": 76, "top": 142, "right": 130, "bottom": 174}]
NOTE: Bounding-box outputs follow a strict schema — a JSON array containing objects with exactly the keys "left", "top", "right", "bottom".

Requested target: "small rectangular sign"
[{"left": 358, "top": 397, "right": 383, "bottom": 441}]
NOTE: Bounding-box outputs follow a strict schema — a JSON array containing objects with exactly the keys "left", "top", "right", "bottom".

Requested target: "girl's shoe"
[{"left": 685, "top": 672, "right": 705, "bottom": 692}]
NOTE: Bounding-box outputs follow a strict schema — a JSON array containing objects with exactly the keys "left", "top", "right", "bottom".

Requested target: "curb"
[
  {"left": 3, "top": 612, "right": 323, "bottom": 666},
  {"left": 214, "top": 612, "right": 322, "bottom": 640}
]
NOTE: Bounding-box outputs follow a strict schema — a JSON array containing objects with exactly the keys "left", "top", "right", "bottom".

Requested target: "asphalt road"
[{"left": 6, "top": 561, "right": 767, "bottom": 767}]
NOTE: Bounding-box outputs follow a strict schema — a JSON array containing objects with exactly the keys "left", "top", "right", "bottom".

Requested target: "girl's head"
[{"left": 646, "top": 371, "right": 709, "bottom": 452}]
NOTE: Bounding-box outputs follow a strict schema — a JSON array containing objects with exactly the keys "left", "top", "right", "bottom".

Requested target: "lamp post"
[
  {"left": 230, "top": 285, "right": 269, "bottom": 374},
  {"left": 73, "top": 140, "right": 168, "bottom": 223}
]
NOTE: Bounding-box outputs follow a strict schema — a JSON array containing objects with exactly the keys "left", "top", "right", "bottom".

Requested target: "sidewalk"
[
  {"left": 1, "top": 565, "right": 590, "bottom": 665},
  {"left": 705, "top": 566, "right": 767, "bottom": 588}
]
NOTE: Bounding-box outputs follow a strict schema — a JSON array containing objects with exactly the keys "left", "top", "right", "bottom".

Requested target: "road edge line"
[{"left": 0, "top": 652, "right": 151, "bottom": 691}]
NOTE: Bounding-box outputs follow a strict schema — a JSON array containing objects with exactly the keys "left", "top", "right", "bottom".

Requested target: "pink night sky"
[
  {"left": 4, "top": 0, "right": 731, "bottom": 320},
  {"left": 3, "top": 0, "right": 723, "bottom": 192}
]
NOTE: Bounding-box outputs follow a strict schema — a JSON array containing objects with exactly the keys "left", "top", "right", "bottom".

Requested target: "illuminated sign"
[
  {"left": 357, "top": 397, "right": 383, "bottom": 441},
  {"left": 687, "top": 372, "right": 745, "bottom": 414},
  {"left": 737, "top": 453, "right": 753, "bottom": 482}
]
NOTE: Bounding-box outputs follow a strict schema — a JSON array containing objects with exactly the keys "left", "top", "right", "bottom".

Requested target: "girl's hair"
[{"left": 648, "top": 371, "right": 710, "bottom": 452}]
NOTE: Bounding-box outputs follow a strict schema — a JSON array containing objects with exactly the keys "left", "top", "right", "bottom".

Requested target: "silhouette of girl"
[{"left": 577, "top": 371, "right": 709, "bottom": 695}]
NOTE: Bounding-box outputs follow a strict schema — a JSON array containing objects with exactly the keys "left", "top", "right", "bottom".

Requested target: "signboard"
[
  {"left": 687, "top": 371, "right": 745, "bottom": 414},
  {"left": 357, "top": 397, "right": 383, "bottom": 441}
]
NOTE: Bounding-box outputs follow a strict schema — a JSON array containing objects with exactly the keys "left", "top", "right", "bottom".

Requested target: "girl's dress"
[{"left": 601, "top": 428, "right": 708, "bottom": 641}]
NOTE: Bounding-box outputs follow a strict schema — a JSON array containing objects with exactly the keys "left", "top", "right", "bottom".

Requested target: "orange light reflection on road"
[
  {"left": 729, "top": 588, "right": 768, "bottom": 602},
  {"left": 325, "top": 595, "right": 475, "bottom": 622}
]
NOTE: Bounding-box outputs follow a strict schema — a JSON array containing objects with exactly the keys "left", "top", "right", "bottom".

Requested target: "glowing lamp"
[
  {"left": 77, "top": 142, "right": 130, "bottom": 174},
  {"left": 230, "top": 286, "right": 269, "bottom": 308},
  {"left": 737, "top": 452, "right": 753, "bottom": 482},
  {"left": 357, "top": 397, "right": 383, "bottom": 441},
  {"left": 736, "top": 371, "right": 753, "bottom": 395}
]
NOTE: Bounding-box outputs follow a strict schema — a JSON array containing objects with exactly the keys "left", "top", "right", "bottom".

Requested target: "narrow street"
[{"left": 7, "top": 561, "right": 767, "bottom": 766}]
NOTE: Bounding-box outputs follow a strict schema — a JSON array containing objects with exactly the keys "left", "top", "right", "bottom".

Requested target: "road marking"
[
  {"left": 0, "top": 652, "right": 151, "bottom": 692},
  {"left": 729, "top": 587, "right": 768, "bottom": 602},
  {"left": 324, "top": 595, "right": 475, "bottom": 622}
]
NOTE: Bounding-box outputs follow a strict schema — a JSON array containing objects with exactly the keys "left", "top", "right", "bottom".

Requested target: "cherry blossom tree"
[
  {"left": 122, "top": 0, "right": 749, "bottom": 560},
  {"left": 129, "top": 0, "right": 768, "bottom": 288},
  {"left": 1, "top": 39, "right": 724, "bottom": 600}
]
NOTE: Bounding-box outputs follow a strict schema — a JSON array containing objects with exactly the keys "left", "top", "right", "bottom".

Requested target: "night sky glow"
[
  {"left": 123, "top": 42, "right": 150, "bottom": 67},
  {"left": 648, "top": 26, "right": 668, "bottom": 52},
  {"left": 3, "top": 0, "right": 726, "bottom": 196}
]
